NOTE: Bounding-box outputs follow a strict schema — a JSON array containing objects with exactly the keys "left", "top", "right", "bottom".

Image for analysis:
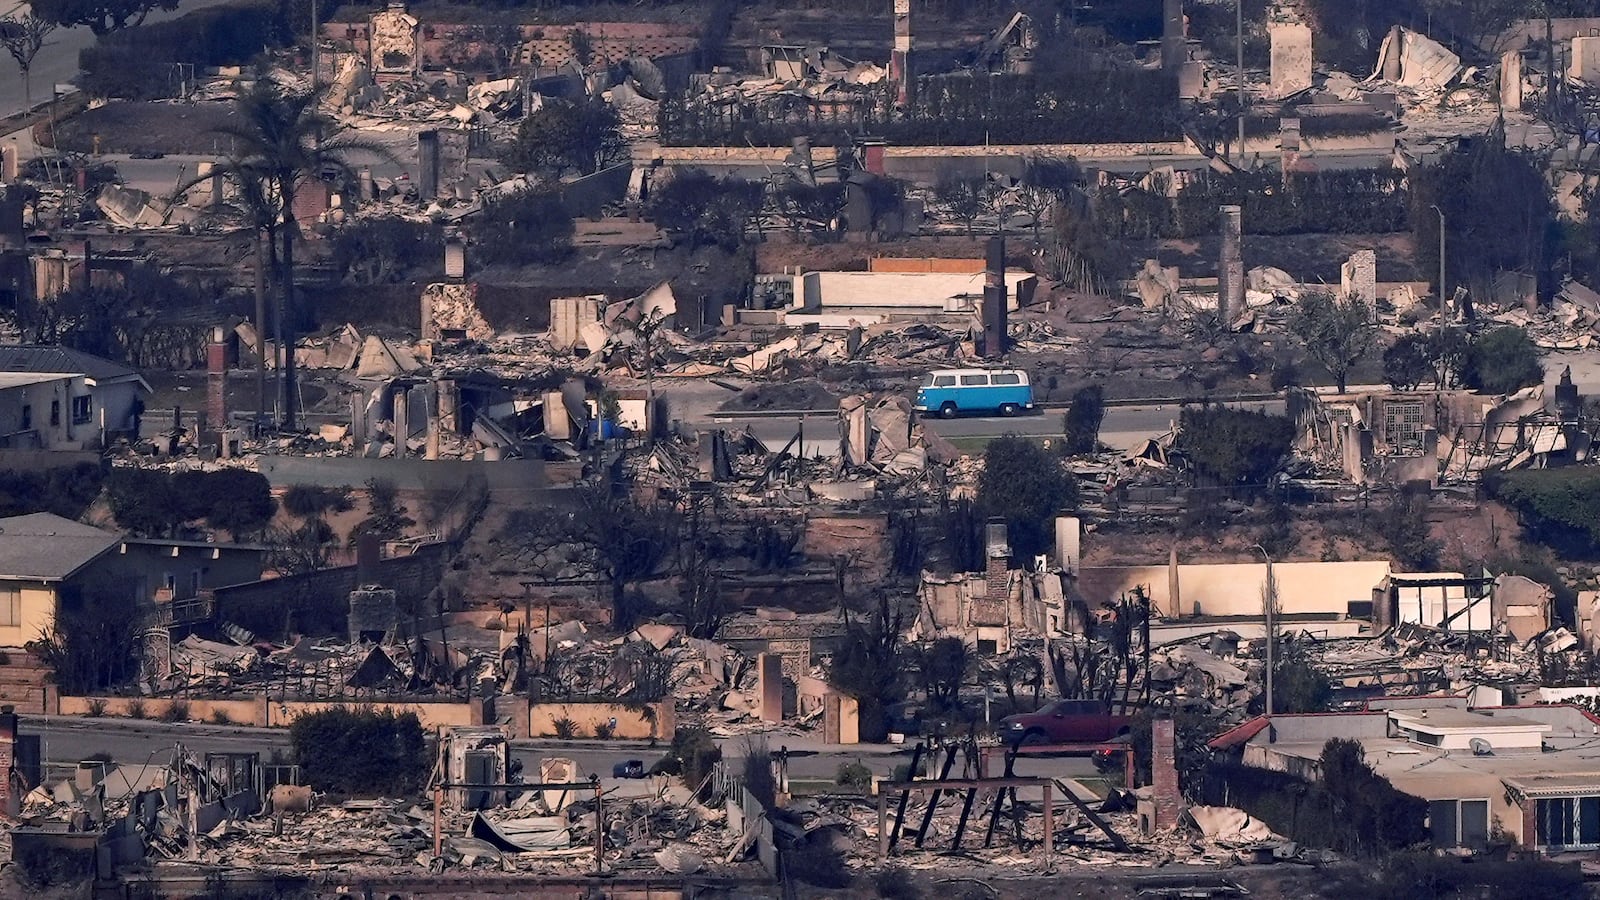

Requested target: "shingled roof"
[
  {"left": 0, "top": 513, "right": 120, "bottom": 582},
  {"left": 0, "top": 345, "right": 144, "bottom": 385}
]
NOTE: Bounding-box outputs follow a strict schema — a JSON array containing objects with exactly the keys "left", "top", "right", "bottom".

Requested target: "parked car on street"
[
  {"left": 998, "top": 699, "right": 1133, "bottom": 746},
  {"left": 612, "top": 759, "right": 646, "bottom": 779},
  {"left": 913, "top": 368, "right": 1034, "bottom": 418}
]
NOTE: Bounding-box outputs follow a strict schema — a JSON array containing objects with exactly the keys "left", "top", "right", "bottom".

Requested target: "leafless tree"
[{"left": 0, "top": 14, "right": 55, "bottom": 108}]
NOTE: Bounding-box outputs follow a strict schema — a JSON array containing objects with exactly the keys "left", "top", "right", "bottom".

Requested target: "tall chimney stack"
[
  {"left": 1161, "top": 0, "right": 1186, "bottom": 70},
  {"left": 982, "top": 235, "right": 1007, "bottom": 358},
  {"left": 206, "top": 325, "right": 227, "bottom": 438},
  {"left": 418, "top": 131, "right": 440, "bottom": 201},
  {"left": 1218, "top": 205, "right": 1243, "bottom": 324},
  {"left": 891, "top": 0, "right": 914, "bottom": 105}
]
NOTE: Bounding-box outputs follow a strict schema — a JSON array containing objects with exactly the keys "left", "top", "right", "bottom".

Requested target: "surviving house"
[
  {"left": 1210, "top": 701, "right": 1600, "bottom": 853},
  {"left": 0, "top": 513, "right": 123, "bottom": 647},
  {"left": 0, "top": 346, "right": 151, "bottom": 448},
  {"left": 0, "top": 513, "right": 268, "bottom": 646}
]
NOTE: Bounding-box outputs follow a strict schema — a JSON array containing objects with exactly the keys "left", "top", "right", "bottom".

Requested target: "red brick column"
[
  {"left": 1151, "top": 714, "right": 1181, "bottom": 830},
  {"left": 1520, "top": 797, "right": 1539, "bottom": 852},
  {"left": 206, "top": 326, "right": 227, "bottom": 433}
]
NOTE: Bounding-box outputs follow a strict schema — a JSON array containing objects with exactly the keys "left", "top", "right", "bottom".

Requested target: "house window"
[
  {"left": 72, "top": 396, "right": 91, "bottom": 425},
  {"left": 49, "top": 400, "right": 59, "bottom": 427},
  {"left": 19, "top": 404, "right": 29, "bottom": 431},
  {"left": 0, "top": 588, "right": 18, "bottom": 626},
  {"left": 163, "top": 573, "right": 176, "bottom": 591},
  {"left": 1384, "top": 400, "right": 1425, "bottom": 455},
  {"left": 1536, "top": 796, "right": 1600, "bottom": 850},
  {"left": 1430, "top": 799, "right": 1489, "bottom": 849}
]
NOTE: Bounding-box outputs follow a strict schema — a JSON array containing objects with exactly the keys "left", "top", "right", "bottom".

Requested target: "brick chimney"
[
  {"left": 984, "top": 517, "right": 1010, "bottom": 598},
  {"left": 1150, "top": 712, "right": 1180, "bottom": 831},
  {"left": 356, "top": 532, "right": 382, "bottom": 583},
  {"left": 206, "top": 325, "right": 227, "bottom": 436}
]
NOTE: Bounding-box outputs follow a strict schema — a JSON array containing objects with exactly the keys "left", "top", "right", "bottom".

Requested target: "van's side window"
[
  {"left": 933, "top": 375, "right": 956, "bottom": 387},
  {"left": 959, "top": 374, "right": 988, "bottom": 386},
  {"left": 992, "top": 373, "right": 1021, "bottom": 385}
]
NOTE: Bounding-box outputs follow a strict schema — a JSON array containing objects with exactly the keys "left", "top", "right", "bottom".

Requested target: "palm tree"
[
  {"left": 208, "top": 77, "right": 391, "bottom": 429},
  {"left": 180, "top": 158, "right": 277, "bottom": 430}
]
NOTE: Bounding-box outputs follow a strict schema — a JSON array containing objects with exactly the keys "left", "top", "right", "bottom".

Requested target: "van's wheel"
[
  {"left": 999, "top": 403, "right": 1019, "bottom": 417},
  {"left": 940, "top": 402, "right": 958, "bottom": 419}
]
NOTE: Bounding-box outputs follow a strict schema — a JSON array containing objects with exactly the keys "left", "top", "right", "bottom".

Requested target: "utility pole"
[
  {"left": 1236, "top": 0, "right": 1246, "bottom": 165},
  {"left": 1253, "top": 544, "right": 1275, "bottom": 717},
  {"left": 1431, "top": 204, "right": 1447, "bottom": 317}
]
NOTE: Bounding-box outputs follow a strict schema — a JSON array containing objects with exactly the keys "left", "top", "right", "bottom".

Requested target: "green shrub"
[
  {"left": 1175, "top": 406, "right": 1294, "bottom": 491},
  {"left": 1488, "top": 469, "right": 1600, "bottom": 557},
  {"left": 126, "top": 699, "right": 146, "bottom": 719},
  {"left": 289, "top": 706, "right": 428, "bottom": 797},
  {"left": 593, "top": 721, "right": 615, "bottom": 740},
  {"left": 552, "top": 717, "right": 577, "bottom": 739},
  {"left": 835, "top": 761, "right": 872, "bottom": 790},
  {"left": 79, "top": 1, "right": 288, "bottom": 100},
  {"left": 210, "top": 709, "right": 233, "bottom": 725},
  {"left": 84, "top": 698, "right": 106, "bottom": 718},
  {"left": 1462, "top": 327, "right": 1543, "bottom": 396},
  {"left": 661, "top": 727, "right": 721, "bottom": 793}
]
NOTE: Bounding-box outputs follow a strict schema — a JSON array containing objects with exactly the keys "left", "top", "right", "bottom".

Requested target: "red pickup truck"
[{"left": 999, "top": 699, "right": 1134, "bottom": 746}]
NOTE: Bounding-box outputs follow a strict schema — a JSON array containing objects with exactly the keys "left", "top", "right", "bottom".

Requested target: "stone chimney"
[
  {"left": 1055, "top": 515, "right": 1080, "bottom": 574},
  {"left": 418, "top": 130, "right": 440, "bottom": 201},
  {"left": 982, "top": 235, "right": 1007, "bottom": 359},
  {"left": 1218, "top": 205, "right": 1243, "bottom": 323},
  {"left": 984, "top": 517, "right": 1010, "bottom": 598},
  {"left": 891, "top": 0, "right": 914, "bottom": 105},
  {"left": 1148, "top": 712, "right": 1180, "bottom": 831}
]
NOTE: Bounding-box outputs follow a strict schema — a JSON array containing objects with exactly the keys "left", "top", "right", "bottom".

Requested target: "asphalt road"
[
  {"left": 22, "top": 717, "right": 1101, "bottom": 784},
  {"left": 718, "top": 398, "right": 1286, "bottom": 455},
  {"left": 0, "top": 0, "right": 241, "bottom": 120}
]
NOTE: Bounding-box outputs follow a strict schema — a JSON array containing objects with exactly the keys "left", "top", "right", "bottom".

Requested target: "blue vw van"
[{"left": 913, "top": 368, "right": 1034, "bottom": 418}]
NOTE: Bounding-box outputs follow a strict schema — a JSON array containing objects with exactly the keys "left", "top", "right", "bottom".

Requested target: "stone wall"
[
  {"left": 527, "top": 701, "right": 674, "bottom": 740},
  {"left": 55, "top": 694, "right": 481, "bottom": 729}
]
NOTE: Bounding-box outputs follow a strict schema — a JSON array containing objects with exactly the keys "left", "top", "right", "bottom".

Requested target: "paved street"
[
  {"left": 705, "top": 398, "right": 1286, "bottom": 455},
  {"left": 22, "top": 716, "right": 1102, "bottom": 784}
]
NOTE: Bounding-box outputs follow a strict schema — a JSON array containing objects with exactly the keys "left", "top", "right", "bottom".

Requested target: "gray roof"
[
  {"left": 0, "top": 513, "right": 120, "bottom": 582},
  {"left": 0, "top": 345, "right": 142, "bottom": 384}
]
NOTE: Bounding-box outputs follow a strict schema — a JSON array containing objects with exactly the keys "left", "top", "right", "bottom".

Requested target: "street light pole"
[
  {"left": 1431, "top": 204, "right": 1447, "bottom": 317},
  {"left": 1253, "top": 544, "right": 1274, "bottom": 717}
]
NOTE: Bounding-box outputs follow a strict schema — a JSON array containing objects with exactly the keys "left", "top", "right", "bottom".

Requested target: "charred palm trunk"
[
  {"left": 280, "top": 182, "right": 297, "bottom": 430},
  {"left": 254, "top": 227, "right": 268, "bottom": 432}
]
